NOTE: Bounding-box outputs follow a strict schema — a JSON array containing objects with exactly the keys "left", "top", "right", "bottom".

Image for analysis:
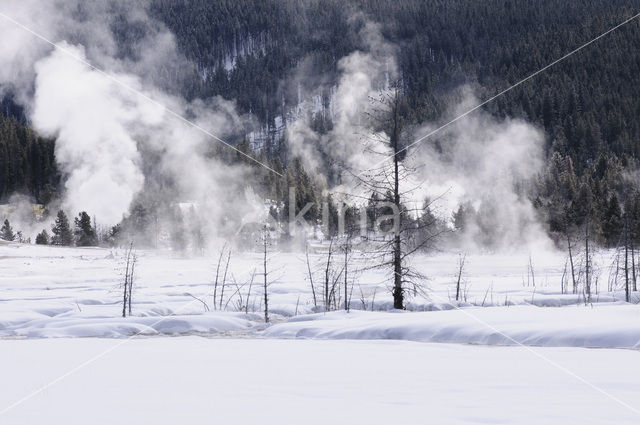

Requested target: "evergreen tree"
[
  {"left": 188, "top": 205, "right": 205, "bottom": 255},
  {"left": 35, "top": 229, "right": 50, "bottom": 245},
  {"left": 105, "top": 224, "right": 122, "bottom": 248},
  {"left": 51, "top": 210, "right": 74, "bottom": 246},
  {"left": 0, "top": 219, "right": 15, "bottom": 241},
  {"left": 5, "top": 0, "right": 640, "bottom": 243},
  {"left": 602, "top": 194, "right": 623, "bottom": 247},
  {"left": 170, "top": 207, "right": 187, "bottom": 252},
  {"left": 74, "top": 211, "right": 98, "bottom": 246}
]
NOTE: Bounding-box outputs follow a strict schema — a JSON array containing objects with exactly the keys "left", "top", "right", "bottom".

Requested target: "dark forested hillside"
[
  {"left": 148, "top": 0, "right": 640, "bottom": 170},
  {"left": 0, "top": 115, "right": 58, "bottom": 203},
  {"left": 2, "top": 0, "right": 640, "bottom": 244}
]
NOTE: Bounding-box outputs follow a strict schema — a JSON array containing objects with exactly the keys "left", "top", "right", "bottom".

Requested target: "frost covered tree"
[
  {"left": 51, "top": 210, "right": 74, "bottom": 246},
  {"left": 1, "top": 219, "right": 15, "bottom": 241},
  {"left": 74, "top": 211, "right": 98, "bottom": 246}
]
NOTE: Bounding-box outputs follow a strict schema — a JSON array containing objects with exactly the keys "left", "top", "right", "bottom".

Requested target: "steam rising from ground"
[
  {"left": 286, "top": 21, "right": 397, "bottom": 181},
  {"left": 32, "top": 44, "right": 149, "bottom": 223},
  {"left": 0, "top": 2, "right": 551, "bottom": 251},
  {"left": 285, "top": 24, "right": 550, "bottom": 251},
  {"left": 0, "top": 0, "right": 258, "bottom": 238},
  {"left": 410, "top": 95, "right": 551, "bottom": 251}
]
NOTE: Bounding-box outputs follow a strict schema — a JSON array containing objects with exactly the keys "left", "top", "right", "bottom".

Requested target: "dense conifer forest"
[{"left": 2, "top": 0, "right": 640, "bottom": 245}]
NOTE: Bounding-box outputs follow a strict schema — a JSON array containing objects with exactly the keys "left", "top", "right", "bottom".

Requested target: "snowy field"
[
  {"left": 1, "top": 338, "right": 639, "bottom": 425},
  {"left": 1, "top": 241, "right": 639, "bottom": 343},
  {"left": 2, "top": 242, "right": 640, "bottom": 423}
]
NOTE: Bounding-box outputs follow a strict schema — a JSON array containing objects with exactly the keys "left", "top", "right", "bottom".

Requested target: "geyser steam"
[
  {"left": 32, "top": 44, "right": 151, "bottom": 224},
  {"left": 0, "top": 0, "right": 258, "bottom": 235}
]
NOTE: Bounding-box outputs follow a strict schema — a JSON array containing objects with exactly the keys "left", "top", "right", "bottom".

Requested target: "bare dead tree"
[
  {"left": 528, "top": 254, "right": 536, "bottom": 288},
  {"left": 305, "top": 244, "right": 317, "bottom": 309},
  {"left": 213, "top": 243, "right": 227, "bottom": 310},
  {"left": 563, "top": 212, "right": 578, "bottom": 295},
  {"left": 122, "top": 250, "right": 129, "bottom": 318},
  {"left": 121, "top": 242, "right": 136, "bottom": 317},
  {"left": 455, "top": 253, "right": 466, "bottom": 301},
  {"left": 561, "top": 258, "right": 568, "bottom": 294},
  {"left": 128, "top": 250, "right": 136, "bottom": 316},
  {"left": 328, "top": 264, "right": 344, "bottom": 310},
  {"left": 219, "top": 248, "right": 232, "bottom": 310},
  {"left": 343, "top": 235, "right": 351, "bottom": 311},
  {"left": 262, "top": 225, "right": 270, "bottom": 323},
  {"left": 324, "top": 237, "right": 334, "bottom": 310},
  {"left": 585, "top": 212, "right": 592, "bottom": 303},
  {"left": 348, "top": 86, "right": 445, "bottom": 309},
  {"left": 245, "top": 269, "right": 255, "bottom": 314},
  {"left": 632, "top": 237, "right": 637, "bottom": 292},
  {"left": 624, "top": 215, "right": 630, "bottom": 302}
]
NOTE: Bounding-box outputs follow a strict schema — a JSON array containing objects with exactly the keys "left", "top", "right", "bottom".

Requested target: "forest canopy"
[{"left": 2, "top": 0, "right": 640, "bottom": 246}]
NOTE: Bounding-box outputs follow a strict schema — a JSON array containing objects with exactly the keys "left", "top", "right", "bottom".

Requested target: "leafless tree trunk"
[
  {"left": 344, "top": 236, "right": 351, "bottom": 311},
  {"left": 306, "top": 245, "right": 317, "bottom": 308},
  {"left": 122, "top": 256, "right": 129, "bottom": 318},
  {"left": 213, "top": 243, "right": 227, "bottom": 310},
  {"left": 128, "top": 251, "right": 136, "bottom": 316},
  {"left": 262, "top": 226, "right": 270, "bottom": 323},
  {"left": 219, "top": 249, "right": 231, "bottom": 310},
  {"left": 585, "top": 214, "right": 591, "bottom": 303},
  {"left": 121, "top": 242, "right": 136, "bottom": 317},
  {"left": 324, "top": 238, "right": 334, "bottom": 310},
  {"left": 455, "top": 253, "right": 466, "bottom": 301},
  {"left": 390, "top": 95, "right": 403, "bottom": 310},
  {"left": 246, "top": 269, "right": 255, "bottom": 314},
  {"left": 632, "top": 240, "right": 637, "bottom": 292},
  {"left": 350, "top": 86, "right": 443, "bottom": 309},
  {"left": 567, "top": 226, "right": 577, "bottom": 294},
  {"left": 624, "top": 217, "right": 630, "bottom": 302}
]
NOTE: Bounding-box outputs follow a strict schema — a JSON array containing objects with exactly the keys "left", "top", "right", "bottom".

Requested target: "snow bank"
[
  {"left": 1, "top": 312, "right": 256, "bottom": 338},
  {"left": 264, "top": 304, "right": 640, "bottom": 349}
]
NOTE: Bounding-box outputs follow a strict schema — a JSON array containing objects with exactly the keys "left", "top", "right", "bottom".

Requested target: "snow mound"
[
  {"left": 1, "top": 312, "right": 254, "bottom": 338},
  {"left": 264, "top": 304, "right": 640, "bottom": 349}
]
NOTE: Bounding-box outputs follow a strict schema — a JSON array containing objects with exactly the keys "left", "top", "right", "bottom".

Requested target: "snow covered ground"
[
  {"left": 265, "top": 306, "right": 640, "bottom": 349},
  {"left": 1, "top": 338, "right": 639, "bottom": 425},
  {"left": 2, "top": 242, "right": 640, "bottom": 424},
  {"left": 1, "top": 241, "right": 639, "bottom": 343}
]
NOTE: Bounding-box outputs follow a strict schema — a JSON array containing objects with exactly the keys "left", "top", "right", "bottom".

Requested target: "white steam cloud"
[
  {"left": 286, "top": 21, "right": 397, "bottom": 180},
  {"left": 0, "top": 0, "right": 258, "bottom": 235},
  {"left": 32, "top": 44, "right": 151, "bottom": 223},
  {"left": 410, "top": 93, "right": 551, "bottom": 250},
  {"left": 0, "top": 1, "right": 551, "bottom": 250},
  {"left": 285, "top": 23, "right": 550, "bottom": 251}
]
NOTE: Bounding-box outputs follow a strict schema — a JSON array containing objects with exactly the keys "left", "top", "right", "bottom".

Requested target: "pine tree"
[
  {"left": 35, "top": 229, "right": 50, "bottom": 245},
  {"left": 188, "top": 206, "right": 205, "bottom": 255},
  {"left": 602, "top": 194, "right": 623, "bottom": 247},
  {"left": 170, "top": 207, "right": 187, "bottom": 252},
  {"left": 74, "top": 211, "right": 98, "bottom": 246},
  {"left": 51, "top": 210, "right": 74, "bottom": 246},
  {"left": 0, "top": 219, "right": 15, "bottom": 241}
]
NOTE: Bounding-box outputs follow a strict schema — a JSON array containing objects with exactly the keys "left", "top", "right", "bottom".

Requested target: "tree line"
[{"left": 2, "top": 0, "right": 640, "bottom": 245}]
